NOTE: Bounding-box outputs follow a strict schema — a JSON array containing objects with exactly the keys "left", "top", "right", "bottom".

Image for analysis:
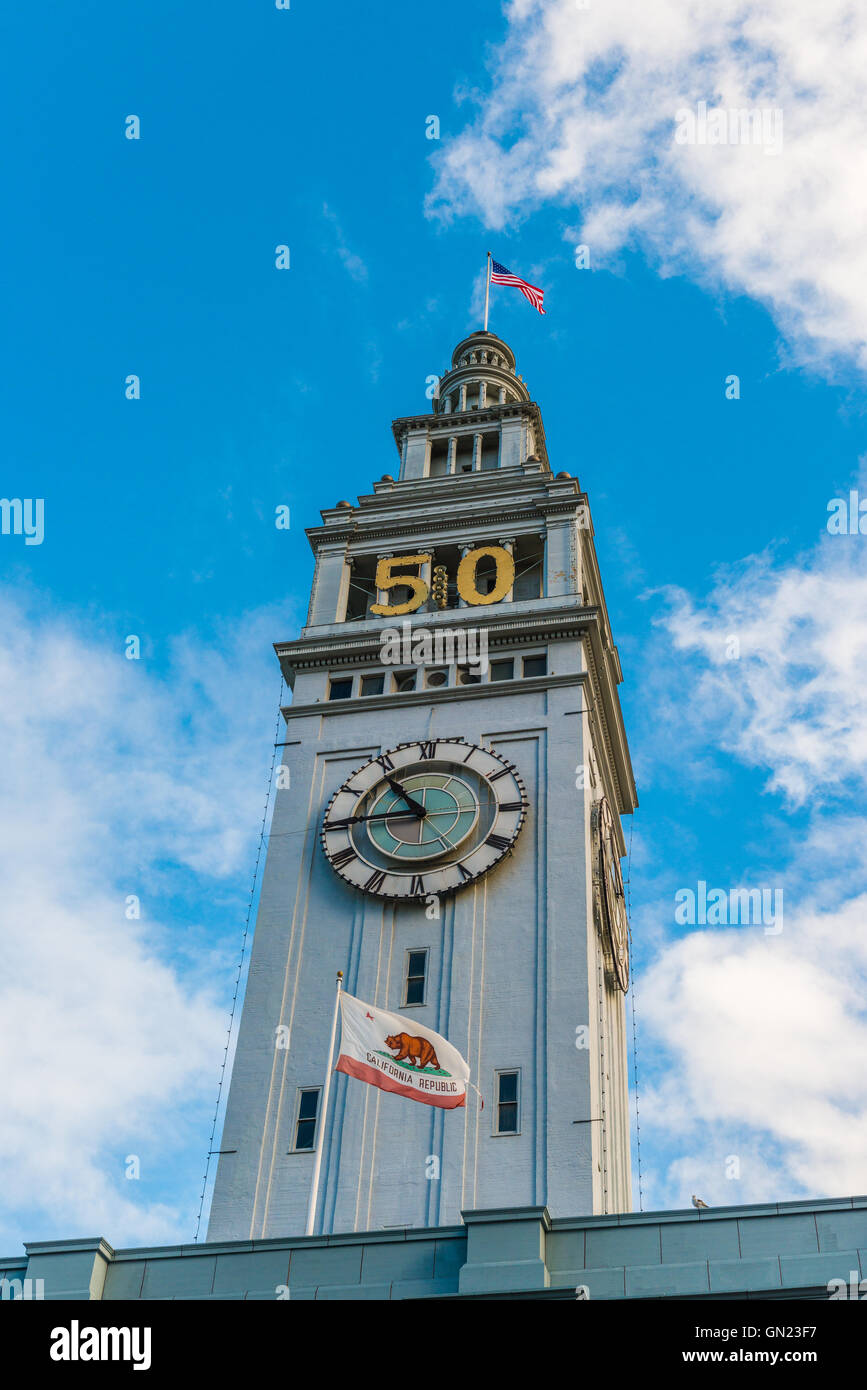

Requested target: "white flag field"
[{"left": 335, "top": 992, "right": 470, "bottom": 1110}]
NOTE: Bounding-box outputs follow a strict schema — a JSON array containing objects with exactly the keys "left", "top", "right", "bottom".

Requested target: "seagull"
[{"left": 692, "top": 1194, "right": 709, "bottom": 1210}]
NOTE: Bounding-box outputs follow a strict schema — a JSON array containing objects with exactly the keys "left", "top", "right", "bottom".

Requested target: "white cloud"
[
  {"left": 638, "top": 898, "right": 867, "bottom": 1206},
  {"left": 657, "top": 535, "right": 867, "bottom": 807},
  {"left": 429, "top": 0, "right": 867, "bottom": 374},
  {"left": 0, "top": 591, "right": 289, "bottom": 1250},
  {"left": 323, "top": 203, "right": 369, "bottom": 283},
  {"left": 630, "top": 521, "right": 867, "bottom": 1207}
]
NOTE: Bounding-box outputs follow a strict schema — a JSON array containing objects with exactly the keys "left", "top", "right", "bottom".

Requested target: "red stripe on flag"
[
  {"left": 490, "top": 269, "right": 546, "bottom": 315},
  {"left": 336, "top": 1055, "right": 467, "bottom": 1110}
]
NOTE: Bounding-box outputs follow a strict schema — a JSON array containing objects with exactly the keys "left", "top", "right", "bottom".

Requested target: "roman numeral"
[
  {"left": 343, "top": 784, "right": 365, "bottom": 796},
  {"left": 485, "top": 833, "right": 512, "bottom": 851},
  {"left": 487, "top": 767, "right": 511, "bottom": 782},
  {"left": 462, "top": 746, "right": 475, "bottom": 762},
  {"left": 331, "top": 847, "right": 356, "bottom": 869},
  {"left": 498, "top": 801, "right": 524, "bottom": 813},
  {"left": 375, "top": 753, "right": 395, "bottom": 772},
  {"left": 418, "top": 741, "right": 437, "bottom": 760},
  {"left": 457, "top": 862, "right": 473, "bottom": 881},
  {"left": 409, "top": 875, "right": 425, "bottom": 896},
  {"left": 364, "top": 869, "right": 388, "bottom": 892}
]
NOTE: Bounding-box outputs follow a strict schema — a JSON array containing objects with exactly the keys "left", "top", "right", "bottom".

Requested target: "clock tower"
[{"left": 207, "top": 330, "right": 638, "bottom": 1241}]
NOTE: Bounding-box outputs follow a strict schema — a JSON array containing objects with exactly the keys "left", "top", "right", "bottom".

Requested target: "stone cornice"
[
  {"left": 308, "top": 469, "right": 584, "bottom": 549},
  {"left": 304, "top": 507, "right": 584, "bottom": 553},
  {"left": 392, "top": 400, "right": 541, "bottom": 436},
  {"left": 275, "top": 604, "right": 600, "bottom": 669}
]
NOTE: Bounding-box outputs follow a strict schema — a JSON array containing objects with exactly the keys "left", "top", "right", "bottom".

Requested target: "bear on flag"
[{"left": 336, "top": 992, "right": 470, "bottom": 1109}]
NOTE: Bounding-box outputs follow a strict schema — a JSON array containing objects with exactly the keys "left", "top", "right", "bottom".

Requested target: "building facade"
[
  {"left": 207, "top": 330, "right": 638, "bottom": 1242},
  {"left": 13, "top": 1198, "right": 867, "bottom": 1300}
]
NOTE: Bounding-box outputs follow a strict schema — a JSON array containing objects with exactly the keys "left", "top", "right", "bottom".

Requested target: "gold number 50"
[{"left": 369, "top": 546, "right": 515, "bottom": 616}]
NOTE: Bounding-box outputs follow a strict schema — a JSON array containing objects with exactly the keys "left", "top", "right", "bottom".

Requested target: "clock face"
[{"left": 321, "top": 739, "right": 528, "bottom": 900}]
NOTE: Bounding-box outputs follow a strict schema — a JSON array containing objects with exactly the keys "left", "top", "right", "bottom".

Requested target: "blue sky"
[{"left": 2, "top": 0, "right": 867, "bottom": 1250}]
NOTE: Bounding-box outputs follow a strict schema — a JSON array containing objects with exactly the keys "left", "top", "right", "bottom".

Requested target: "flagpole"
[
  {"left": 483, "top": 251, "right": 491, "bottom": 332},
  {"left": 305, "top": 970, "right": 343, "bottom": 1237}
]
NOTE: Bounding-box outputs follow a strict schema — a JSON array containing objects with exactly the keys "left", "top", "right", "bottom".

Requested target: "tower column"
[
  {"left": 545, "top": 519, "right": 580, "bottom": 598},
  {"left": 456, "top": 542, "right": 473, "bottom": 608},
  {"left": 375, "top": 552, "right": 394, "bottom": 611},
  {"left": 473, "top": 434, "right": 483, "bottom": 471},
  {"left": 500, "top": 417, "right": 524, "bottom": 467},
  {"left": 307, "top": 544, "right": 351, "bottom": 625},
  {"left": 401, "top": 426, "right": 431, "bottom": 481},
  {"left": 447, "top": 437, "right": 458, "bottom": 474},
  {"left": 497, "top": 538, "right": 516, "bottom": 601},
  {"left": 419, "top": 555, "right": 433, "bottom": 612}
]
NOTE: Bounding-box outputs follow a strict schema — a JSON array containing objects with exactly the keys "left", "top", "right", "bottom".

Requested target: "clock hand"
[
  {"left": 327, "top": 805, "right": 464, "bottom": 833},
  {"left": 326, "top": 810, "right": 421, "bottom": 831},
  {"left": 383, "top": 775, "right": 427, "bottom": 819}
]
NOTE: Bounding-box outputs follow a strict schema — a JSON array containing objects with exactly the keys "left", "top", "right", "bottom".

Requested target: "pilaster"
[{"left": 458, "top": 1207, "right": 551, "bottom": 1294}]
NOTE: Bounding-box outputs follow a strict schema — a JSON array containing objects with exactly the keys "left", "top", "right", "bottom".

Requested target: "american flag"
[{"left": 490, "top": 259, "right": 546, "bottom": 315}]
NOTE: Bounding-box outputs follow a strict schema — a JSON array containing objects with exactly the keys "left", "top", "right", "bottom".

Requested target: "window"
[
  {"left": 455, "top": 436, "right": 473, "bottom": 472},
  {"left": 293, "top": 1088, "right": 321, "bottom": 1151},
  {"left": 404, "top": 949, "right": 428, "bottom": 1006},
  {"left": 426, "top": 669, "right": 448, "bottom": 688},
  {"left": 344, "top": 560, "right": 377, "bottom": 622},
  {"left": 360, "top": 674, "right": 385, "bottom": 696},
  {"left": 429, "top": 439, "right": 449, "bottom": 478},
  {"left": 394, "top": 671, "right": 417, "bottom": 693},
  {"left": 495, "top": 1071, "right": 520, "bottom": 1135},
  {"left": 523, "top": 655, "right": 547, "bottom": 679},
  {"left": 328, "top": 677, "right": 353, "bottom": 701},
  {"left": 513, "top": 536, "right": 545, "bottom": 601},
  {"left": 480, "top": 433, "right": 500, "bottom": 471},
  {"left": 457, "top": 667, "right": 481, "bottom": 686},
  {"left": 490, "top": 659, "right": 514, "bottom": 682}
]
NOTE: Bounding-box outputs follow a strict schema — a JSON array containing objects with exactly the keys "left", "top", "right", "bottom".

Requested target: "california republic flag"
[{"left": 335, "top": 992, "right": 470, "bottom": 1110}]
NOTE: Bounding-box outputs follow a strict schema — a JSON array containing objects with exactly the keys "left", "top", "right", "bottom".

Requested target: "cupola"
[{"left": 434, "top": 331, "right": 531, "bottom": 415}]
